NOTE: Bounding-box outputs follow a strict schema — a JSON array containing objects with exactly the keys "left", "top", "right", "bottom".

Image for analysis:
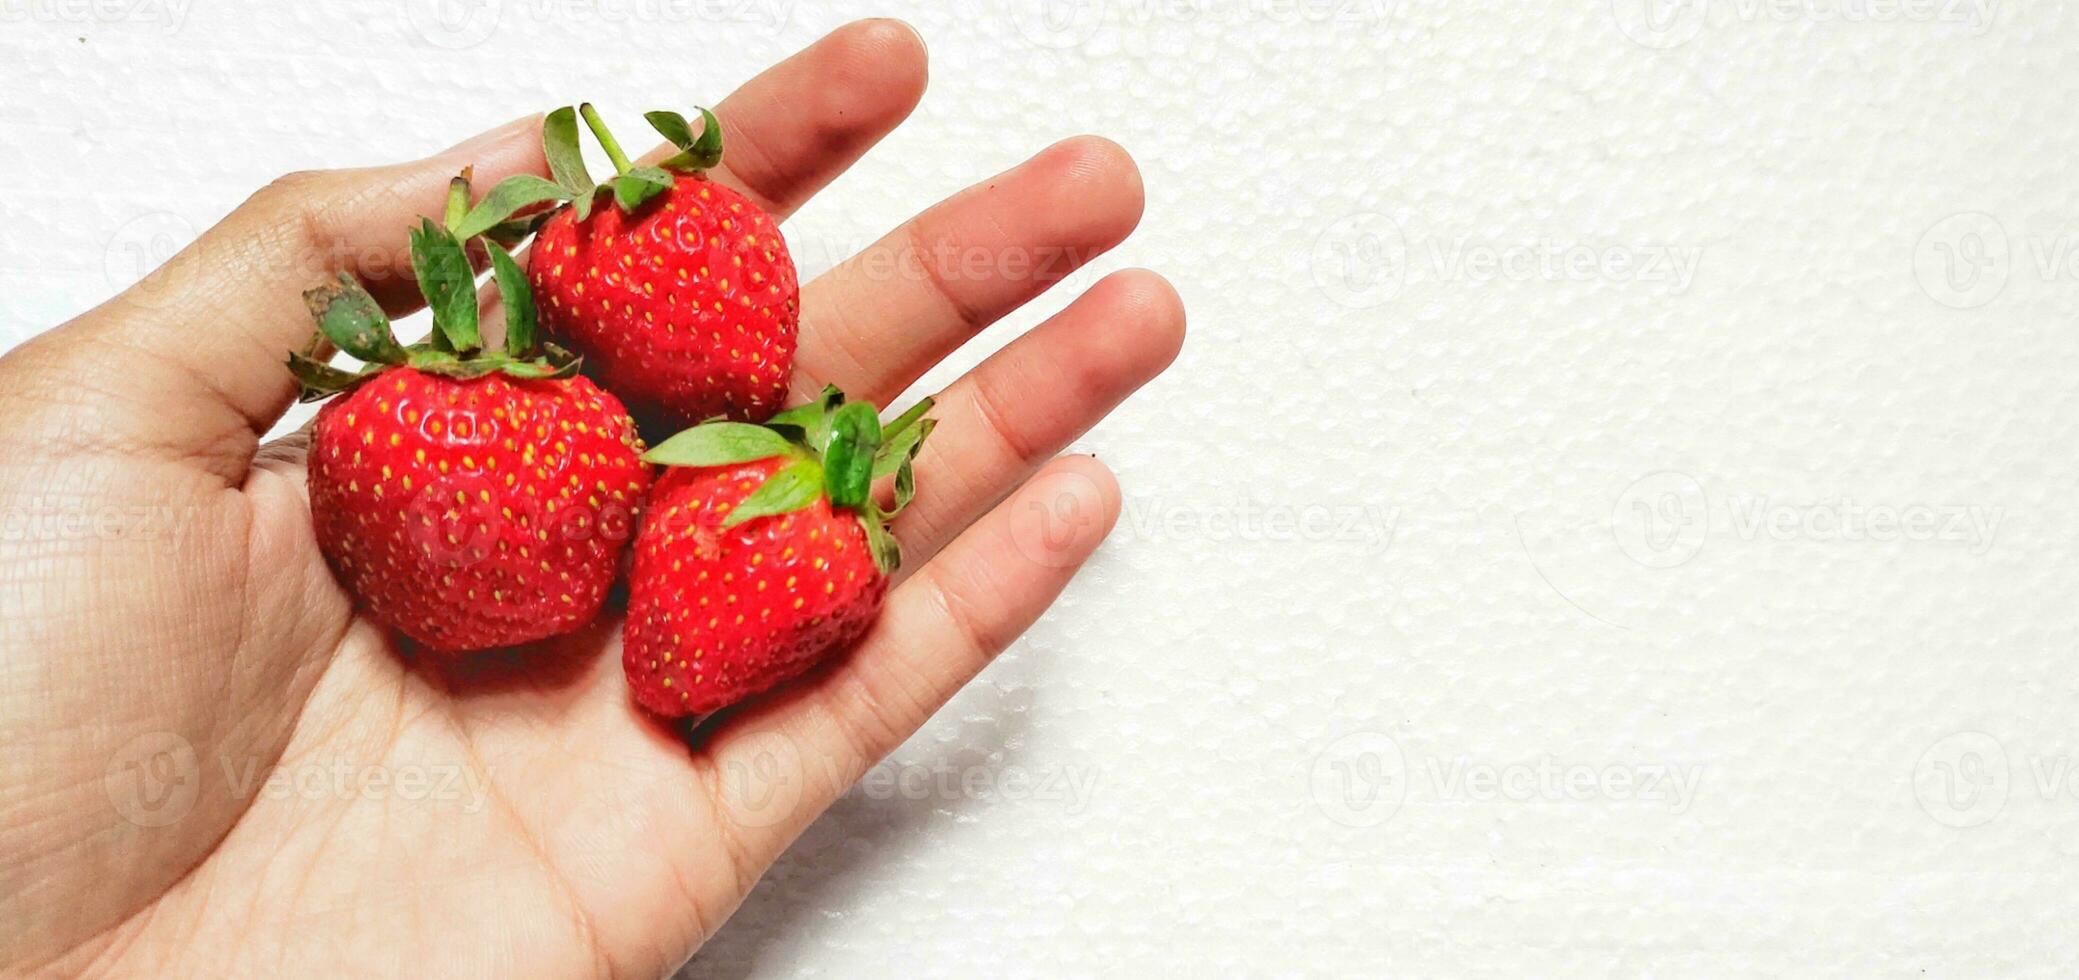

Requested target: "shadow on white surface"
[{"left": 686, "top": 683, "right": 1042, "bottom": 977}]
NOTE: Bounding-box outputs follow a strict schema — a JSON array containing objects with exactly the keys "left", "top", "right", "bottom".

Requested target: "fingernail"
[{"left": 439, "top": 114, "right": 539, "bottom": 157}]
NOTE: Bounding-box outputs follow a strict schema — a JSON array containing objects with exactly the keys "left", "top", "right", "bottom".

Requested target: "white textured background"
[{"left": 4, "top": 0, "right": 2074, "bottom": 975}]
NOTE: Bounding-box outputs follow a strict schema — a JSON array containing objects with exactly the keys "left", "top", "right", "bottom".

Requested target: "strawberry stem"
[
  {"left": 882, "top": 396, "right": 935, "bottom": 442},
  {"left": 443, "top": 167, "right": 472, "bottom": 230},
  {"left": 579, "top": 103, "right": 633, "bottom": 175}
]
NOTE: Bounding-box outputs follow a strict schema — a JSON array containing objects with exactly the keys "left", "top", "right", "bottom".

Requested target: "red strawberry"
[
  {"left": 310, "top": 369, "right": 649, "bottom": 651},
  {"left": 525, "top": 104, "right": 798, "bottom": 427},
  {"left": 291, "top": 173, "right": 652, "bottom": 651},
  {"left": 623, "top": 388, "right": 935, "bottom": 717}
]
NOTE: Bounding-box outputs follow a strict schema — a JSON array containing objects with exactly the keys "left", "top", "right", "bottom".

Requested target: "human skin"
[{"left": 0, "top": 19, "right": 1184, "bottom": 977}]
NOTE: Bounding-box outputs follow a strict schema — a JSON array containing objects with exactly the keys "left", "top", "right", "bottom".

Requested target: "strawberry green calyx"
[
  {"left": 642, "top": 385, "right": 935, "bottom": 575},
  {"left": 646, "top": 106, "right": 724, "bottom": 173},
  {"left": 284, "top": 171, "right": 583, "bottom": 402},
  {"left": 444, "top": 102, "right": 727, "bottom": 237},
  {"left": 513, "top": 101, "right": 729, "bottom": 217}
]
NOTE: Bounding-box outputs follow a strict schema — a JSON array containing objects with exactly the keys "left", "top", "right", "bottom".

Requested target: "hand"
[{"left": 0, "top": 20, "right": 1182, "bottom": 977}]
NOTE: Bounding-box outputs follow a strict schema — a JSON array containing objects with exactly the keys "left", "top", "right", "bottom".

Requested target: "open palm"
[{"left": 0, "top": 20, "right": 1182, "bottom": 977}]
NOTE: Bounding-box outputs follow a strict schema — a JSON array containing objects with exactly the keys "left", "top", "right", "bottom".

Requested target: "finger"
[
  {"left": 63, "top": 114, "right": 549, "bottom": 445},
  {"left": 793, "top": 135, "right": 1146, "bottom": 405},
  {"left": 470, "top": 20, "right": 924, "bottom": 350},
  {"left": 694, "top": 455, "right": 1122, "bottom": 867},
  {"left": 894, "top": 269, "right": 1183, "bottom": 570},
  {"left": 66, "top": 19, "right": 928, "bottom": 476},
  {"left": 632, "top": 18, "right": 927, "bottom": 220}
]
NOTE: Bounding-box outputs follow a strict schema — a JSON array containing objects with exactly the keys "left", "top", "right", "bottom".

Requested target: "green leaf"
[
  {"left": 499, "top": 357, "right": 581, "bottom": 380},
  {"left": 644, "top": 110, "right": 695, "bottom": 151},
  {"left": 611, "top": 166, "right": 674, "bottom": 211},
  {"left": 859, "top": 512, "right": 903, "bottom": 576},
  {"left": 647, "top": 106, "right": 723, "bottom": 171},
  {"left": 453, "top": 174, "right": 569, "bottom": 240},
  {"left": 891, "top": 458, "right": 918, "bottom": 514},
  {"left": 443, "top": 357, "right": 509, "bottom": 379},
  {"left": 821, "top": 402, "right": 881, "bottom": 511},
  {"left": 872, "top": 416, "right": 935, "bottom": 480},
  {"left": 286, "top": 350, "right": 375, "bottom": 401},
  {"left": 498, "top": 342, "right": 581, "bottom": 379},
  {"left": 302, "top": 273, "right": 404, "bottom": 364},
  {"left": 644, "top": 422, "right": 798, "bottom": 467},
  {"left": 405, "top": 348, "right": 508, "bottom": 380},
  {"left": 766, "top": 389, "right": 833, "bottom": 429},
  {"left": 542, "top": 106, "right": 594, "bottom": 199},
  {"left": 722, "top": 459, "right": 825, "bottom": 528},
  {"left": 483, "top": 239, "right": 536, "bottom": 357},
  {"left": 409, "top": 219, "right": 481, "bottom": 354},
  {"left": 768, "top": 385, "right": 845, "bottom": 447},
  {"left": 483, "top": 210, "right": 553, "bottom": 249}
]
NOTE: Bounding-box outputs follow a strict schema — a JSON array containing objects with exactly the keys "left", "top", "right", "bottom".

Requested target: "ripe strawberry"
[
  {"left": 523, "top": 104, "right": 798, "bottom": 427},
  {"left": 623, "top": 387, "right": 935, "bottom": 717},
  {"left": 309, "top": 369, "right": 650, "bottom": 652},
  {"left": 290, "top": 172, "right": 652, "bottom": 652}
]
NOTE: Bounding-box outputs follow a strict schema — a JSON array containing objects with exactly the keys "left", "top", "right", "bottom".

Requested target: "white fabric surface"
[{"left": 3, "top": 0, "right": 2073, "bottom": 975}]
